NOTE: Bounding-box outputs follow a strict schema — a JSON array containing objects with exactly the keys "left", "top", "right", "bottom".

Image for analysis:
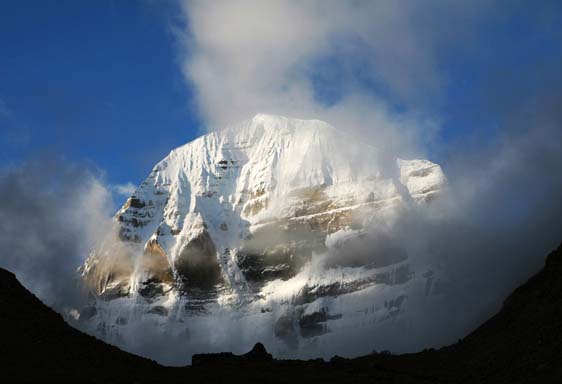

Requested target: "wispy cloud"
[
  {"left": 177, "top": 0, "right": 496, "bottom": 157},
  {"left": 112, "top": 182, "right": 136, "bottom": 197},
  {"left": 0, "top": 157, "right": 115, "bottom": 310}
]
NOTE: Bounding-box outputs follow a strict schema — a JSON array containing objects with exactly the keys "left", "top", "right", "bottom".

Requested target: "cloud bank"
[
  {"left": 0, "top": 157, "right": 116, "bottom": 310},
  {"left": 178, "top": 0, "right": 500, "bottom": 156}
]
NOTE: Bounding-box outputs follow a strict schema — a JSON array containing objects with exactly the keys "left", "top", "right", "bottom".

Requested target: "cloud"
[
  {"left": 0, "top": 157, "right": 116, "bottom": 310},
  {"left": 177, "top": 0, "right": 496, "bottom": 153},
  {"left": 112, "top": 182, "right": 136, "bottom": 197}
]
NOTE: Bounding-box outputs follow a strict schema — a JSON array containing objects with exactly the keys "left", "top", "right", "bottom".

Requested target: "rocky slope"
[{"left": 78, "top": 114, "right": 446, "bottom": 362}]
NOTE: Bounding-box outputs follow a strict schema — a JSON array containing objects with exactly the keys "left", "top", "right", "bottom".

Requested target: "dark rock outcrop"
[
  {"left": 175, "top": 230, "right": 223, "bottom": 289},
  {"left": 192, "top": 342, "right": 273, "bottom": 366}
]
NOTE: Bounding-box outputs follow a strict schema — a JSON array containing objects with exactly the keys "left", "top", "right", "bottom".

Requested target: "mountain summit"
[{"left": 79, "top": 114, "right": 445, "bottom": 363}]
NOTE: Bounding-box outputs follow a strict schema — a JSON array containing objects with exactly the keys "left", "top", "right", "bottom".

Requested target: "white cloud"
[
  {"left": 0, "top": 158, "right": 116, "bottom": 309},
  {"left": 177, "top": 0, "right": 495, "bottom": 158},
  {"left": 112, "top": 182, "right": 136, "bottom": 197}
]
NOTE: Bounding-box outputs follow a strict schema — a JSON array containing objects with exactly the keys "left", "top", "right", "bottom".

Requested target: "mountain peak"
[
  {"left": 80, "top": 116, "right": 445, "bottom": 363},
  {"left": 246, "top": 113, "right": 335, "bottom": 133},
  {"left": 251, "top": 112, "right": 319, "bottom": 122},
  {"left": 252, "top": 112, "right": 285, "bottom": 121}
]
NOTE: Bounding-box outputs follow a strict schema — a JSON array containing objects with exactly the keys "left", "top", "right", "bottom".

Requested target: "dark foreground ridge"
[{"left": 2, "top": 243, "right": 562, "bottom": 383}]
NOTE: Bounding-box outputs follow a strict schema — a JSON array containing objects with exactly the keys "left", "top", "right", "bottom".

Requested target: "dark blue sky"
[{"left": 1, "top": 1, "right": 561, "bottom": 190}]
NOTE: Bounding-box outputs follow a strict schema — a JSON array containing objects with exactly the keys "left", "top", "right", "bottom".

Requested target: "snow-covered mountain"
[{"left": 78, "top": 114, "right": 446, "bottom": 364}]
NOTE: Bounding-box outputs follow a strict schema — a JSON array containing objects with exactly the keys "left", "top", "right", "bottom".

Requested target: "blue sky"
[
  {"left": 1, "top": 1, "right": 561, "bottom": 192},
  {"left": 0, "top": 1, "right": 201, "bottom": 186}
]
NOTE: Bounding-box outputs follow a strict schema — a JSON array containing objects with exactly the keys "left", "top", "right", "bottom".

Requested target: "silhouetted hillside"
[
  {"left": 0, "top": 268, "right": 165, "bottom": 383},
  {"left": 2, "top": 243, "right": 562, "bottom": 383}
]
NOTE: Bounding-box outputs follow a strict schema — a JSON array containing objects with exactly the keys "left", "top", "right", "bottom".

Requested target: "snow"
[
  {"left": 119, "top": 114, "right": 442, "bottom": 270},
  {"left": 79, "top": 114, "right": 446, "bottom": 364}
]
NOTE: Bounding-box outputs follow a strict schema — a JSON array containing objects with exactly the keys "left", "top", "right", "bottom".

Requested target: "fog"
[{"left": 0, "top": 157, "right": 115, "bottom": 311}]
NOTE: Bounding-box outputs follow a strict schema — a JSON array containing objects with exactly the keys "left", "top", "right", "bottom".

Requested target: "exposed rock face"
[
  {"left": 79, "top": 114, "right": 445, "bottom": 356},
  {"left": 175, "top": 230, "right": 223, "bottom": 289},
  {"left": 143, "top": 239, "right": 173, "bottom": 283},
  {"left": 80, "top": 238, "right": 136, "bottom": 299},
  {"left": 298, "top": 308, "right": 329, "bottom": 338}
]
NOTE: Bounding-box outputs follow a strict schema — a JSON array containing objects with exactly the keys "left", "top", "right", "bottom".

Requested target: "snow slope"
[{"left": 78, "top": 114, "right": 446, "bottom": 364}]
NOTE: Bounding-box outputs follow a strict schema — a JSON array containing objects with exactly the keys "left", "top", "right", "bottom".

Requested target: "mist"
[
  {"left": 0, "top": 157, "right": 115, "bottom": 311},
  {"left": 177, "top": 0, "right": 562, "bottom": 287}
]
